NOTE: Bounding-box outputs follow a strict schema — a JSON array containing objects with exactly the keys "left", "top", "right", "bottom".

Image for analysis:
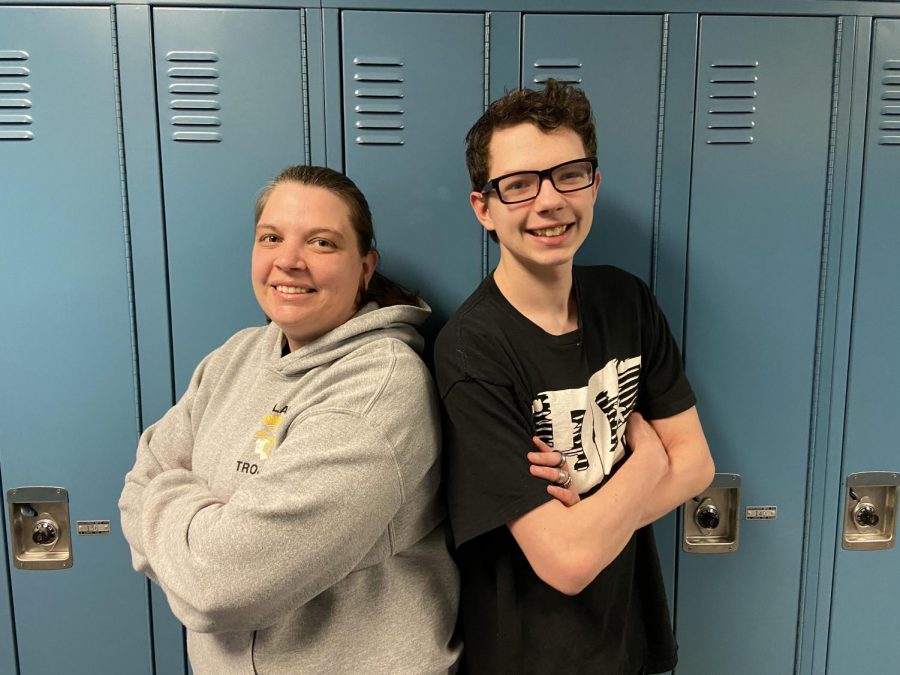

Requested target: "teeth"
[
  {"left": 532, "top": 225, "right": 567, "bottom": 237},
  {"left": 276, "top": 285, "right": 313, "bottom": 294}
]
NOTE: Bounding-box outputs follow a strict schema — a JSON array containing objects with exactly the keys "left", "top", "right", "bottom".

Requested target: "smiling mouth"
[
  {"left": 529, "top": 224, "right": 570, "bottom": 237},
  {"left": 275, "top": 285, "right": 315, "bottom": 294}
]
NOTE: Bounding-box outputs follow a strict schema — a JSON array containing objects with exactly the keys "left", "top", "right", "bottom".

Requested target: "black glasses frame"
[{"left": 481, "top": 157, "right": 598, "bottom": 204}]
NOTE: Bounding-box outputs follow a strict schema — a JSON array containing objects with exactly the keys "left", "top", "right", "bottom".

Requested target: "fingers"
[
  {"left": 547, "top": 484, "right": 580, "bottom": 507},
  {"left": 528, "top": 436, "right": 564, "bottom": 467},
  {"left": 528, "top": 463, "right": 569, "bottom": 485}
]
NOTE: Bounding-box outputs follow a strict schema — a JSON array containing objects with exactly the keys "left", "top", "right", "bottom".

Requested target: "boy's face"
[{"left": 471, "top": 123, "right": 600, "bottom": 274}]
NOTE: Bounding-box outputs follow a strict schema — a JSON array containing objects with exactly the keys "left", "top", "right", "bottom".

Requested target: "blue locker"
[
  {"left": 678, "top": 15, "right": 838, "bottom": 674},
  {"left": 340, "top": 11, "right": 485, "bottom": 326},
  {"left": 153, "top": 8, "right": 309, "bottom": 392},
  {"left": 827, "top": 18, "right": 900, "bottom": 674},
  {"left": 0, "top": 7, "right": 151, "bottom": 674},
  {"left": 521, "top": 14, "right": 664, "bottom": 283}
]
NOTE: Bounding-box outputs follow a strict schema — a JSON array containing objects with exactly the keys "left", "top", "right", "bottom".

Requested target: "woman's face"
[{"left": 252, "top": 182, "right": 376, "bottom": 352}]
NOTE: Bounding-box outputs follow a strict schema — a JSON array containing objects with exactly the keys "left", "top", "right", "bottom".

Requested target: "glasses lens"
[
  {"left": 497, "top": 173, "right": 539, "bottom": 203},
  {"left": 552, "top": 160, "right": 594, "bottom": 192}
]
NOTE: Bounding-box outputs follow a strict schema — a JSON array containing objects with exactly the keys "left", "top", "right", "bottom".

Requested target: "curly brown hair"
[{"left": 465, "top": 78, "right": 597, "bottom": 194}]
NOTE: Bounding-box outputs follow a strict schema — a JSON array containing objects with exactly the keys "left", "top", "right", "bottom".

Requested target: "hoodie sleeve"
[
  {"left": 118, "top": 353, "right": 214, "bottom": 579},
  {"left": 136, "top": 409, "right": 405, "bottom": 633}
]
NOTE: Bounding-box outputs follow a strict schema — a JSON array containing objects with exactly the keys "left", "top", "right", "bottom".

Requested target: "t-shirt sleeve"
[
  {"left": 435, "top": 326, "right": 552, "bottom": 549},
  {"left": 440, "top": 377, "right": 553, "bottom": 548},
  {"left": 636, "top": 279, "right": 696, "bottom": 419}
]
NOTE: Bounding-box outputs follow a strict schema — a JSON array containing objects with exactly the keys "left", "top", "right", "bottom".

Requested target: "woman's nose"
[{"left": 275, "top": 247, "right": 307, "bottom": 271}]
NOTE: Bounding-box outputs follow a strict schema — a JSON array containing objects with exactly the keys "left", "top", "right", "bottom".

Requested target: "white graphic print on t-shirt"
[{"left": 532, "top": 357, "right": 640, "bottom": 494}]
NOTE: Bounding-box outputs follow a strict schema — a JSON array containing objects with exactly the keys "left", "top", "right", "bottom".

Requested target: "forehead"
[
  {"left": 259, "top": 182, "right": 352, "bottom": 230},
  {"left": 487, "top": 123, "right": 587, "bottom": 178}
]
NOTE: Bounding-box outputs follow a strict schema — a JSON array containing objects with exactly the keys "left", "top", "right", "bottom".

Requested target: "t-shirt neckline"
[{"left": 486, "top": 271, "right": 583, "bottom": 347}]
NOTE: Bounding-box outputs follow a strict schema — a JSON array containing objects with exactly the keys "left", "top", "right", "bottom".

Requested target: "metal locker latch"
[
  {"left": 842, "top": 472, "right": 899, "bottom": 551},
  {"left": 683, "top": 473, "right": 741, "bottom": 553},
  {"left": 6, "top": 487, "right": 73, "bottom": 570}
]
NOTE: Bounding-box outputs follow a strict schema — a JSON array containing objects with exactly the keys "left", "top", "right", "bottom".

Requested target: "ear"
[
  {"left": 590, "top": 169, "right": 602, "bottom": 203},
  {"left": 361, "top": 249, "right": 378, "bottom": 287},
  {"left": 470, "top": 191, "right": 497, "bottom": 235}
]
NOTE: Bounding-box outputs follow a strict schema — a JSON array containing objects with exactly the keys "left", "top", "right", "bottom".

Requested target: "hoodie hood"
[{"left": 263, "top": 301, "right": 430, "bottom": 376}]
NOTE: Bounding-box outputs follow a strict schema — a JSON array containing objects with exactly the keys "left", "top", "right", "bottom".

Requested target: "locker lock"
[
  {"left": 683, "top": 473, "right": 741, "bottom": 554},
  {"left": 854, "top": 503, "right": 879, "bottom": 528},
  {"left": 695, "top": 503, "right": 721, "bottom": 530},
  {"left": 32, "top": 519, "right": 58, "bottom": 546},
  {"left": 842, "top": 472, "right": 899, "bottom": 551}
]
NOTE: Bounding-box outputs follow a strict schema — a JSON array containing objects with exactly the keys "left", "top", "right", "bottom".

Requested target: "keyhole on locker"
[
  {"left": 32, "top": 519, "right": 59, "bottom": 546},
  {"left": 695, "top": 503, "right": 720, "bottom": 530},
  {"left": 854, "top": 503, "right": 880, "bottom": 528}
]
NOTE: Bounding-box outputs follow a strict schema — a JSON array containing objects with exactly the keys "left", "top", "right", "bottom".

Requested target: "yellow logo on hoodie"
[{"left": 253, "top": 413, "right": 283, "bottom": 460}]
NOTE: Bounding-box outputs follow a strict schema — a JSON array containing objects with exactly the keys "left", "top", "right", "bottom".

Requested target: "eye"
[
  {"left": 257, "top": 233, "right": 280, "bottom": 244},
  {"left": 310, "top": 238, "right": 337, "bottom": 249}
]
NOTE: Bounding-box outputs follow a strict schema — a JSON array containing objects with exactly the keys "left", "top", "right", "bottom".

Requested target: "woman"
[{"left": 119, "top": 165, "right": 460, "bottom": 674}]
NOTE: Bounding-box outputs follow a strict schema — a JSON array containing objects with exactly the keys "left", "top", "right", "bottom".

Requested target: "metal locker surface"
[
  {"left": 0, "top": 7, "right": 151, "bottom": 674},
  {"left": 679, "top": 15, "right": 838, "bottom": 674},
  {"left": 341, "top": 10, "right": 485, "bottom": 328},
  {"left": 827, "top": 18, "right": 900, "bottom": 673},
  {"left": 153, "top": 8, "right": 307, "bottom": 393},
  {"left": 522, "top": 14, "right": 664, "bottom": 284}
]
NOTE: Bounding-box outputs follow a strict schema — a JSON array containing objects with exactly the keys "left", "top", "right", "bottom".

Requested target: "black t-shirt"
[{"left": 434, "top": 265, "right": 695, "bottom": 675}]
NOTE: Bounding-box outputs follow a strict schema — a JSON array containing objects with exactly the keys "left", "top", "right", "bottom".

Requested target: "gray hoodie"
[{"left": 119, "top": 302, "right": 460, "bottom": 674}]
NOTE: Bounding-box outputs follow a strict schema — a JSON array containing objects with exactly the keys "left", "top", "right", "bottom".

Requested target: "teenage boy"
[{"left": 434, "top": 80, "right": 715, "bottom": 674}]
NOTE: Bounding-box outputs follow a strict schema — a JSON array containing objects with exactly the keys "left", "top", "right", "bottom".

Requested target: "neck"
[{"left": 494, "top": 257, "right": 577, "bottom": 336}]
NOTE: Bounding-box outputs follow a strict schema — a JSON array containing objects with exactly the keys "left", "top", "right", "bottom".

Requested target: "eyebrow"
[{"left": 254, "top": 223, "right": 345, "bottom": 241}]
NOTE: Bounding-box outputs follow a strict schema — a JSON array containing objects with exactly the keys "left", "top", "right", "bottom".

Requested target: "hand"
[
  {"left": 527, "top": 436, "right": 581, "bottom": 506},
  {"left": 625, "top": 412, "right": 669, "bottom": 480}
]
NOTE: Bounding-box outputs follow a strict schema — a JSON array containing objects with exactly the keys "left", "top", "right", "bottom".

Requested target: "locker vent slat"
[
  {"left": 167, "top": 67, "right": 219, "bottom": 79},
  {"left": 880, "top": 60, "right": 900, "bottom": 143},
  {"left": 0, "top": 130, "right": 32, "bottom": 140},
  {"left": 711, "top": 60, "right": 759, "bottom": 68},
  {"left": 166, "top": 51, "right": 218, "bottom": 62},
  {"left": 533, "top": 74, "right": 583, "bottom": 84},
  {"left": 173, "top": 131, "right": 221, "bottom": 142},
  {"left": 355, "top": 120, "right": 404, "bottom": 130},
  {"left": 171, "top": 115, "right": 221, "bottom": 126},
  {"left": 355, "top": 103, "right": 403, "bottom": 114},
  {"left": 354, "top": 87, "right": 403, "bottom": 98},
  {"left": 0, "top": 49, "right": 31, "bottom": 142},
  {"left": 168, "top": 51, "right": 222, "bottom": 142},
  {"left": 169, "top": 83, "right": 220, "bottom": 95},
  {"left": 355, "top": 135, "right": 404, "bottom": 145},
  {"left": 353, "top": 56, "right": 404, "bottom": 146},
  {"left": 354, "top": 72, "right": 403, "bottom": 82},
  {"left": 533, "top": 58, "right": 582, "bottom": 68},
  {"left": 706, "top": 60, "right": 759, "bottom": 145},
  {"left": 353, "top": 56, "right": 403, "bottom": 66},
  {"left": 532, "top": 57, "right": 583, "bottom": 84},
  {"left": 170, "top": 99, "right": 220, "bottom": 110}
]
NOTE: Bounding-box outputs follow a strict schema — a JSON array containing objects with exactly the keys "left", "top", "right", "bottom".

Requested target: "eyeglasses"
[{"left": 481, "top": 157, "right": 598, "bottom": 205}]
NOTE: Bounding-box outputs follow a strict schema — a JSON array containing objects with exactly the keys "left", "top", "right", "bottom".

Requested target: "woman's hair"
[{"left": 255, "top": 165, "right": 420, "bottom": 308}]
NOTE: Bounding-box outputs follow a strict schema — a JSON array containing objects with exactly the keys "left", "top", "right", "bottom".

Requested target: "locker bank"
[{"left": 1, "top": 0, "right": 898, "bottom": 672}]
